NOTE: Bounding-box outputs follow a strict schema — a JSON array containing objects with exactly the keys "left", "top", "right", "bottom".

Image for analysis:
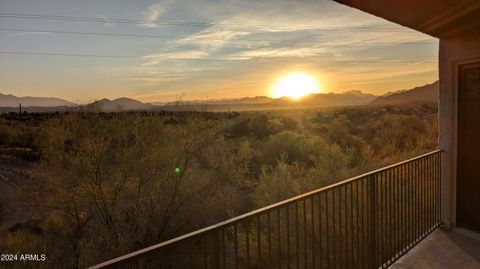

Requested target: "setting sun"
[{"left": 272, "top": 72, "right": 320, "bottom": 99}]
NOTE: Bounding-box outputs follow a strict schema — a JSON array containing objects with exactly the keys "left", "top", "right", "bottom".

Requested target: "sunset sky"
[{"left": 0, "top": 0, "right": 438, "bottom": 104}]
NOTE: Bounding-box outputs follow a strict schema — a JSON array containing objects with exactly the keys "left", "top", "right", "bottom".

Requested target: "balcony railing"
[{"left": 89, "top": 149, "right": 442, "bottom": 269}]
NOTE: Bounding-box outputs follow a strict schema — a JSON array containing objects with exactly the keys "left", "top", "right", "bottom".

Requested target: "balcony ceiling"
[{"left": 334, "top": 0, "right": 480, "bottom": 38}]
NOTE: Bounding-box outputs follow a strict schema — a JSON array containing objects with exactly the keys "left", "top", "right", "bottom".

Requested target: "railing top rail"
[{"left": 88, "top": 148, "right": 442, "bottom": 269}]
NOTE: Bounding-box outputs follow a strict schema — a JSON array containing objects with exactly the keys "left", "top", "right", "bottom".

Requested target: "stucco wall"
[{"left": 439, "top": 36, "right": 480, "bottom": 229}]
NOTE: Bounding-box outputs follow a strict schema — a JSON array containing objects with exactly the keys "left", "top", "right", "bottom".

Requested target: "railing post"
[{"left": 368, "top": 174, "right": 377, "bottom": 269}]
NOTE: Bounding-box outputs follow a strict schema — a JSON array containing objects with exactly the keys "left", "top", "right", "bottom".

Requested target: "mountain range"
[
  {"left": 0, "top": 81, "right": 439, "bottom": 112},
  {"left": 89, "top": 98, "right": 156, "bottom": 112},
  {"left": 369, "top": 81, "right": 439, "bottom": 105},
  {"left": 0, "top": 93, "right": 75, "bottom": 107}
]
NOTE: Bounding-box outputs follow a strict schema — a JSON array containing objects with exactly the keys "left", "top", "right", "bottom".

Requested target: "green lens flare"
[{"left": 175, "top": 167, "right": 182, "bottom": 174}]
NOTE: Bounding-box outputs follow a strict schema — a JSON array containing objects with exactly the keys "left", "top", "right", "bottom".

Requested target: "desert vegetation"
[{"left": 0, "top": 103, "right": 438, "bottom": 268}]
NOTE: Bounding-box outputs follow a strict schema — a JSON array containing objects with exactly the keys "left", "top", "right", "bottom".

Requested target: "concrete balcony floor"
[{"left": 390, "top": 228, "right": 480, "bottom": 269}]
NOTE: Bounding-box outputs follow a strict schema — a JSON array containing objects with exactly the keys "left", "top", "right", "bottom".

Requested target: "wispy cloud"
[
  {"left": 14, "top": 31, "right": 51, "bottom": 36},
  {"left": 141, "top": 50, "right": 209, "bottom": 65},
  {"left": 129, "top": 0, "right": 438, "bottom": 101},
  {"left": 177, "top": 28, "right": 250, "bottom": 49},
  {"left": 141, "top": 0, "right": 173, "bottom": 28},
  {"left": 226, "top": 47, "right": 328, "bottom": 60},
  {"left": 0, "top": 0, "right": 439, "bottom": 103}
]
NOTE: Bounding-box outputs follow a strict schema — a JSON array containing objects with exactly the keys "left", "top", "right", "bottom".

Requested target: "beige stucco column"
[{"left": 439, "top": 36, "right": 480, "bottom": 229}]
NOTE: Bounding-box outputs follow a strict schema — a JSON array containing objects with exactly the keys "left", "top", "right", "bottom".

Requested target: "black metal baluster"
[
  {"left": 344, "top": 185, "right": 348, "bottom": 269},
  {"left": 311, "top": 196, "right": 316, "bottom": 269},
  {"left": 439, "top": 153, "right": 442, "bottom": 224},
  {"left": 340, "top": 187, "right": 344, "bottom": 269},
  {"left": 304, "top": 199, "right": 308, "bottom": 269},
  {"left": 296, "top": 202, "right": 300, "bottom": 269},
  {"left": 415, "top": 159, "right": 422, "bottom": 242},
  {"left": 396, "top": 166, "right": 401, "bottom": 259},
  {"left": 388, "top": 169, "right": 393, "bottom": 264},
  {"left": 221, "top": 229, "right": 226, "bottom": 269},
  {"left": 326, "top": 191, "right": 331, "bottom": 269},
  {"left": 350, "top": 183, "right": 354, "bottom": 269},
  {"left": 234, "top": 224, "right": 238, "bottom": 269},
  {"left": 332, "top": 189, "right": 337, "bottom": 269},
  {"left": 368, "top": 174, "right": 377, "bottom": 269},
  {"left": 401, "top": 163, "right": 406, "bottom": 255},
  {"left": 422, "top": 157, "right": 426, "bottom": 237},
  {"left": 361, "top": 179, "right": 366, "bottom": 269},
  {"left": 287, "top": 205, "right": 290, "bottom": 269},
  {"left": 355, "top": 181, "right": 360, "bottom": 269},
  {"left": 246, "top": 222, "right": 250, "bottom": 268},
  {"left": 430, "top": 154, "right": 433, "bottom": 226},
  {"left": 319, "top": 194, "right": 323, "bottom": 269},
  {"left": 268, "top": 211, "right": 272, "bottom": 267},
  {"left": 277, "top": 208, "right": 282, "bottom": 269},
  {"left": 410, "top": 159, "right": 413, "bottom": 242},
  {"left": 381, "top": 171, "right": 386, "bottom": 266},
  {"left": 204, "top": 235, "right": 208, "bottom": 269},
  {"left": 257, "top": 215, "right": 261, "bottom": 269}
]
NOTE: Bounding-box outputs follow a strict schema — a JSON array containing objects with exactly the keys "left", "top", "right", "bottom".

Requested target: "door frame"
[
  {"left": 441, "top": 55, "right": 480, "bottom": 229},
  {"left": 456, "top": 61, "right": 480, "bottom": 231}
]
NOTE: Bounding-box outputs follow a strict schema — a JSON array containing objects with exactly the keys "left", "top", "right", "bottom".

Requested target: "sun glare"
[{"left": 272, "top": 72, "right": 320, "bottom": 99}]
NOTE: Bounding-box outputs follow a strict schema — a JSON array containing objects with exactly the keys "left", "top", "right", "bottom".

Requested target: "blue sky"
[{"left": 0, "top": 0, "right": 438, "bottom": 103}]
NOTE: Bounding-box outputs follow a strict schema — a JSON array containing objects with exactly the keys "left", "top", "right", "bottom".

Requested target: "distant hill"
[
  {"left": 273, "top": 90, "right": 376, "bottom": 107},
  {"left": 369, "top": 81, "right": 439, "bottom": 105},
  {"left": 1, "top": 81, "right": 439, "bottom": 113},
  {"left": 0, "top": 97, "right": 156, "bottom": 112},
  {"left": 211, "top": 96, "right": 274, "bottom": 105},
  {"left": 162, "top": 96, "right": 272, "bottom": 106},
  {"left": 0, "top": 93, "right": 75, "bottom": 107},
  {"left": 161, "top": 91, "right": 376, "bottom": 111},
  {"left": 0, "top": 106, "right": 71, "bottom": 113},
  {"left": 89, "top": 97, "right": 156, "bottom": 112}
]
